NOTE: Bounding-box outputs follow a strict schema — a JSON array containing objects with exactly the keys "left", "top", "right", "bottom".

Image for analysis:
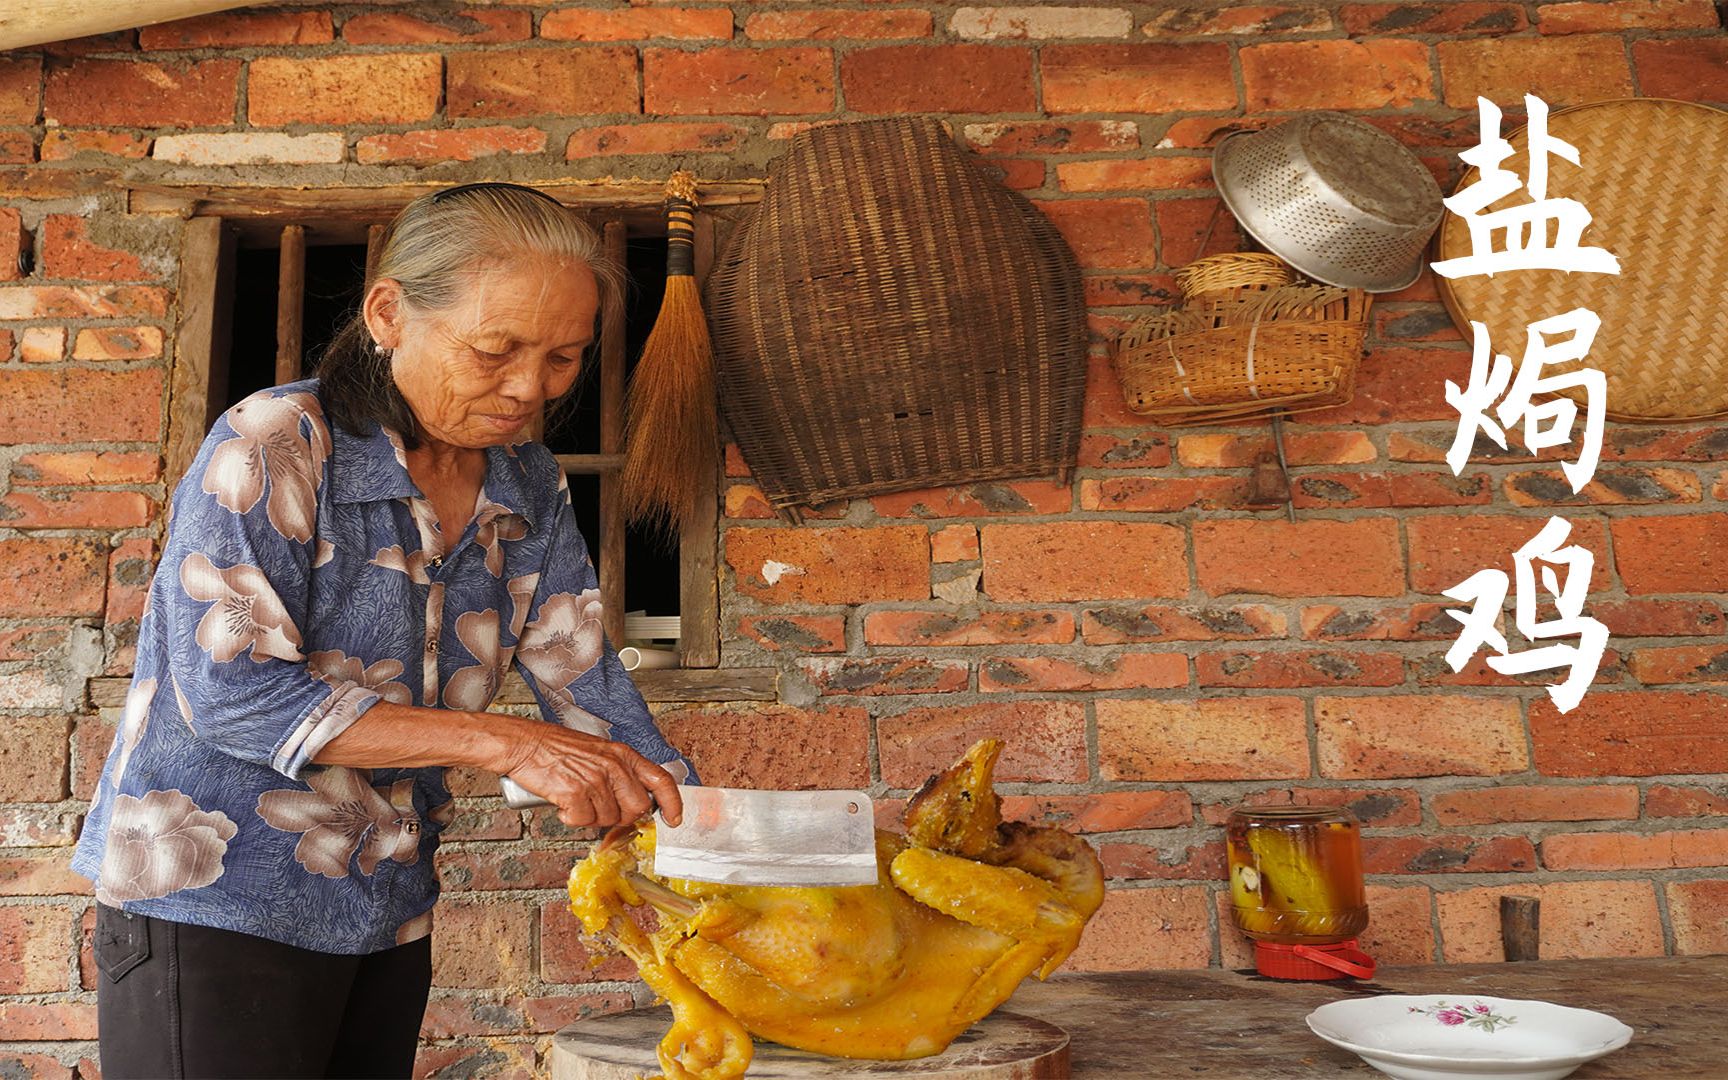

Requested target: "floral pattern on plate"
[{"left": 1409, "top": 1000, "right": 1518, "bottom": 1034}]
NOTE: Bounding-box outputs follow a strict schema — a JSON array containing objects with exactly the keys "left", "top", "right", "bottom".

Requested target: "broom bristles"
[{"left": 621, "top": 274, "right": 717, "bottom": 534}]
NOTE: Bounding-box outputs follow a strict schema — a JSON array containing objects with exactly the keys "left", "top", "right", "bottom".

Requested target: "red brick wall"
[{"left": 2, "top": 2, "right": 1727, "bottom": 1075}]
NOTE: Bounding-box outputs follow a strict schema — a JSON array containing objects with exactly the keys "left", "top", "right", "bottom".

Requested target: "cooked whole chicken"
[{"left": 566, "top": 739, "right": 1105, "bottom": 1080}]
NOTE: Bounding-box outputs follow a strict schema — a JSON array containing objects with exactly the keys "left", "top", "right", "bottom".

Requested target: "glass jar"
[{"left": 1226, "top": 805, "right": 1368, "bottom": 945}]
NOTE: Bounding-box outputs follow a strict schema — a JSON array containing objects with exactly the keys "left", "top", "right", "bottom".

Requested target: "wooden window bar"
[{"left": 275, "top": 224, "right": 305, "bottom": 384}]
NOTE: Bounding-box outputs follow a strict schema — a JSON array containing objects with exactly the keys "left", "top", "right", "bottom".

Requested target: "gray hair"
[{"left": 316, "top": 185, "right": 626, "bottom": 448}]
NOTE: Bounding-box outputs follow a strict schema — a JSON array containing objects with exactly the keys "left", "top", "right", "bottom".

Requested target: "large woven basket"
[
  {"left": 1114, "top": 253, "right": 1370, "bottom": 425},
  {"left": 706, "top": 117, "right": 1088, "bottom": 512},
  {"left": 1435, "top": 97, "right": 1728, "bottom": 422}
]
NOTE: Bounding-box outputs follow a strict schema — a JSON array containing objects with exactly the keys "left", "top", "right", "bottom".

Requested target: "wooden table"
[{"left": 1006, "top": 956, "right": 1728, "bottom": 1077}]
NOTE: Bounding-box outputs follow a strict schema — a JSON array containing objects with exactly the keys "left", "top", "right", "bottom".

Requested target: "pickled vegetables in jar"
[{"left": 1226, "top": 806, "right": 1367, "bottom": 945}]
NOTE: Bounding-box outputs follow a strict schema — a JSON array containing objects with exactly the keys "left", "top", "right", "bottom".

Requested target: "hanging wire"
[{"left": 1271, "top": 409, "right": 1295, "bottom": 522}]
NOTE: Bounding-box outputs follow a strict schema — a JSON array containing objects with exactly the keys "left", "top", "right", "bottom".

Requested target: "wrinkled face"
[{"left": 366, "top": 255, "right": 598, "bottom": 448}]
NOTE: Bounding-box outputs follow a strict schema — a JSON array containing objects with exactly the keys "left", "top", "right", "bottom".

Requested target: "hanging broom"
[{"left": 622, "top": 170, "right": 717, "bottom": 535}]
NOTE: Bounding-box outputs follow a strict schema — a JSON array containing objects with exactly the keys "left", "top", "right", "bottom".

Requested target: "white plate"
[{"left": 1306, "top": 994, "right": 1633, "bottom": 1080}]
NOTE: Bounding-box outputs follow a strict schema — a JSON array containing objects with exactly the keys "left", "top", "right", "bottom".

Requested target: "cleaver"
[{"left": 500, "top": 777, "right": 879, "bottom": 888}]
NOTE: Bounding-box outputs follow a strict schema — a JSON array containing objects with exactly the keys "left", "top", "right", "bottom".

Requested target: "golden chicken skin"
[{"left": 566, "top": 739, "right": 1105, "bottom": 1080}]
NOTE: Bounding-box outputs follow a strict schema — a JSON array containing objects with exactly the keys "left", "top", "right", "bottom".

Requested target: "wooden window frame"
[{"left": 122, "top": 181, "right": 775, "bottom": 708}]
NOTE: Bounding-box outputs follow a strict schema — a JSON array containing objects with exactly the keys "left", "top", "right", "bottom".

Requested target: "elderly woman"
[{"left": 72, "top": 184, "right": 692, "bottom": 1079}]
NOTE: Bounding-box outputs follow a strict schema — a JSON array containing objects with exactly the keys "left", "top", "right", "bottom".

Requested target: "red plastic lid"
[{"left": 1254, "top": 939, "right": 1376, "bottom": 981}]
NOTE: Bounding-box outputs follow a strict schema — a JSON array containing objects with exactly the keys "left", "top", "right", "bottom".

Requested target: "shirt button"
[
  {"left": 430, "top": 556, "right": 443, "bottom": 568},
  {"left": 426, "top": 637, "right": 439, "bottom": 656}
]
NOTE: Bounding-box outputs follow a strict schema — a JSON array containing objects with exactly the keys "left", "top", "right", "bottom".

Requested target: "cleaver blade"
[{"left": 653, "top": 785, "right": 879, "bottom": 888}]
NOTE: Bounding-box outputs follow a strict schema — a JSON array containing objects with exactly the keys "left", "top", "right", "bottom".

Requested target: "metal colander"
[{"left": 1213, "top": 113, "right": 1442, "bottom": 292}]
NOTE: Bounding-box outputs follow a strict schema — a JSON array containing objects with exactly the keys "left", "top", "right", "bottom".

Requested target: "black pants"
[{"left": 94, "top": 903, "right": 432, "bottom": 1079}]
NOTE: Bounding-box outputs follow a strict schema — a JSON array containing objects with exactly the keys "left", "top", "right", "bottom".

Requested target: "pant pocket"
[{"left": 94, "top": 903, "right": 151, "bottom": 983}]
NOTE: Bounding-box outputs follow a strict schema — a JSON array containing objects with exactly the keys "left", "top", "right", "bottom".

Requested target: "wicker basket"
[
  {"left": 1114, "top": 253, "right": 1370, "bottom": 425},
  {"left": 1434, "top": 97, "right": 1728, "bottom": 422},
  {"left": 707, "top": 117, "right": 1088, "bottom": 513}
]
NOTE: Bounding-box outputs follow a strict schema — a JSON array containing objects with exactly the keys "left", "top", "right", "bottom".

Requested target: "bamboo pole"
[{"left": 0, "top": 0, "right": 260, "bottom": 51}]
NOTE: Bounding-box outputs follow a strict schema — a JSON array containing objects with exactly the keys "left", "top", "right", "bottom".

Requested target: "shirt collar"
[
  {"left": 481, "top": 443, "right": 536, "bottom": 527},
  {"left": 330, "top": 421, "right": 537, "bottom": 528}
]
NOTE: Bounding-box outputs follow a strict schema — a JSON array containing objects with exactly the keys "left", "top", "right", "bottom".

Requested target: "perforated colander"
[{"left": 1213, "top": 113, "right": 1442, "bottom": 293}]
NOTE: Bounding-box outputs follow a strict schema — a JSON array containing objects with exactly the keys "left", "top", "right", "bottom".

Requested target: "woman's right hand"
[{"left": 494, "top": 717, "right": 684, "bottom": 829}]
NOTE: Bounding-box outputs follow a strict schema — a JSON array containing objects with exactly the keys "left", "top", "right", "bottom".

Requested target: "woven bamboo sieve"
[
  {"left": 1114, "top": 253, "right": 1371, "bottom": 425},
  {"left": 1435, "top": 97, "right": 1728, "bottom": 422},
  {"left": 705, "top": 117, "right": 1088, "bottom": 512}
]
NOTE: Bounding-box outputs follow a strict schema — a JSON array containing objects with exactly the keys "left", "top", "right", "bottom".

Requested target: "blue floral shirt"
[{"left": 72, "top": 379, "right": 694, "bottom": 954}]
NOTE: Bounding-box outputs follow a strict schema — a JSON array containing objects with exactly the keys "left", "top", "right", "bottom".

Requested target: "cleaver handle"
[
  {"left": 500, "top": 776, "right": 662, "bottom": 816},
  {"left": 499, "top": 776, "right": 551, "bottom": 810}
]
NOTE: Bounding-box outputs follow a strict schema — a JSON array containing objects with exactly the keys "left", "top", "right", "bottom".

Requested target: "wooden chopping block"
[{"left": 551, "top": 1009, "right": 1070, "bottom": 1079}]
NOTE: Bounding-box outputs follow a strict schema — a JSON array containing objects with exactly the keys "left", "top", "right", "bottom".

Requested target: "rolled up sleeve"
[{"left": 159, "top": 393, "right": 381, "bottom": 779}]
